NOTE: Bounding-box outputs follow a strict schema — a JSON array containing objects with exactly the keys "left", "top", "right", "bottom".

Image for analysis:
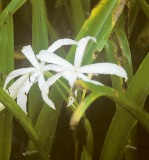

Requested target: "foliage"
[{"left": 0, "top": 0, "right": 149, "bottom": 160}]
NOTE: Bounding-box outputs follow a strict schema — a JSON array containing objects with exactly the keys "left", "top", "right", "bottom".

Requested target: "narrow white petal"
[
  {"left": 42, "top": 73, "right": 62, "bottom": 109},
  {"left": 41, "top": 95, "right": 56, "bottom": 110},
  {"left": 37, "top": 51, "right": 74, "bottom": 70},
  {"left": 74, "top": 36, "right": 96, "bottom": 68},
  {"left": 4, "top": 68, "right": 35, "bottom": 90},
  {"left": 67, "top": 96, "right": 75, "bottom": 107},
  {"left": 8, "top": 74, "right": 29, "bottom": 99},
  {"left": 21, "top": 45, "right": 39, "bottom": 68},
  {"left": 37, "top": 72, "right": 45, "bottom": 91},
  {"left": 79, "top": 63, "right": 128, "bottom": 81},
  {"left": 17, "top": 72, "right": 39, "bottom": 113},
  {"left": 47, "top": 39, "right": 78, "bottom": 52},
  {"left": 62, "top": 71, "right": 77, "bottom": 88},
  {"left": 78, "top": 73, "right": 104, "bottom": 85}
]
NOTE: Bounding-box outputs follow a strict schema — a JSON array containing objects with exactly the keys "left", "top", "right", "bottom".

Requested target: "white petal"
[
  {"left": 17, "top": 72, "right": 39, "bottom": 113},
  {"left": 7, "top": 74, "right": 29, "bottom": 99},
  {"left": 79, "top": 63, "right": 128, "bottom": 81},
  {"left": 67, "top": 96, "right": 75, "bottom": 107},
  {"left": 42, "top": 73, "right": 62, "bottom": 109},
  {"left": 43, "top": 64, "right": 66, "bottom": 72},
  {"left": 74, "top": 36, "right": 96, "bottom": 68},
  {"left": 78, "top": 73, "right": 104, "bottom": 85},
  {"left": 4, "top": 68, "right": 35, "bottom": 90},
  {"left": 62, "top": 71, "right": 77, "bottom": 88},
  {"left": 47, "top": 39, "right": 78, "bottom": 52},
  {"left": 0, "top": 75, "right": 29, "bottom": 112},
  {"left": 21, "top": 45, "right": 39, "bottom": 68},
  {"left": 37, "top": 72, "right": 45, "bottom": 91},
  {"left": 41, "top": 95, "right": 56, "bottom": 110},
  {"left": 37, "top": 51, "right": 74, "bottom": 70}
]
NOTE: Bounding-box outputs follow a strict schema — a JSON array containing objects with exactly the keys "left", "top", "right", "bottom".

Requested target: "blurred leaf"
[
  {"left": 0, "top": 110, "right": 12, "bottom": 160},
  {"left": 0, "top": 1, "right": 2, "bottom": 13},
  {"left": 0, "top": 88, "right": 48, "bottom": 160},
  {"left": 31, "top": 0, "right": 48, "bottom": 52},
  {"left": 81, "top": 0, "right": 90, "bottom": 15},
  {"left": 83, "top": 118, "right": 94, "bottom": 157},
  {"left": 81, "top": 146, "right": 92, "bottom": 160},
  {"left": 124, "top": 145, "right": 139, "bottom": 160},
  {"left": 47, "top": 19, "right": 59, "bottom": 42},
  {"left": 126, "top": 52, "right": 149, "bottom": 105},
  {"left": 137, "top": 0, "right": 149, "bottom": 20},
  {"left": 129, "top": 0, "right": 140, "bottom": 36},
  {"left": 69, "top": 0, "right": 86, "bottom": 35}
]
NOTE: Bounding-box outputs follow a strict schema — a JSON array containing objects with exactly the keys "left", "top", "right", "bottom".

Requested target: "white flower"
[
  {"left": 37, "top": 36, "right": 128, "bottom": 107},
  {"left": 2, "top": 38, "right": 78, "bottom": 112}
]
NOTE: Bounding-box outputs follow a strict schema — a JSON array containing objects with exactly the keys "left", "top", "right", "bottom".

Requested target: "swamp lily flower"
[
  {"left": 37, "top": 36, "right": 128, "bottom": 108},
  {"left": 2, "top": 46, "right": 53, "bottom": 113},
  {"left": 3, "top": 38, "right": 77, "bottom": 112}
]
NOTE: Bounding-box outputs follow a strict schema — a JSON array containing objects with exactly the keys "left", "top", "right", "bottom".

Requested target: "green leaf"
[
  {"left": 28, "top": 0, "right": 49, "bottom": 124},
  {"left": 28, "top": 88, "right": 65, "bottom": 155},
  {"left": 31, "top": 0, "right": 48, "bottom": 52},
  {"left": 100, "top": 29, "right": 134, "bottom": 160},
  {"left": 129, "top": 0, "right": 140, "bottom": 36},
  {"left": 114, "top": 29, "right": 133, "bottom": 81},
  {"left": 0, "top": 88, "right": 48, "bottom": 160},
  {"left": 71, "top": 52, "right": 149, "bottom": 160},
  {"left": 69, "top": 0, "right": 86, "bottom": 35},
  {"left": 67, "top": 0, "right": 127, "bottom": 64},
  {"left": 81, "top": 146, "right": 92, "bottom": 160},
  {"left": 100, "top": 36, "right": 149, "bottom": 160},
  {"left": 30, "top": 0, "right": 128, "bottom": 157},
  {"left": 26, "top": 75, "right": 71, "bottom": 156},
  {"left": 81, "top": 0, "right": 90, "bottom": 15},
  {"left": 0, "top": 0, "right": 27, "bottom": 28},
  {"left": 0, "top": 15, "right": 14, "bottom": 76},
  {"left": 71, "top": 81, "right": 149, "bottom": 134},
  {"left": 137, "top": 0, "right": 149, "bottom": 20},
  {"left": 0, "top": 110, "right": 12, "bottom": 160},
  {"left": 26, "top": 1, "right": 49, "bottom": 157},
  {"left": 0, "top": 14, "right": 13, "bottom": 160},
  {"left": 71, "top": 79, "right": 149, "bottom": 160},
  {"left": 83, "top": 118, "right": 94, "bottom": 157},
  {"left": 28, "top": 84, "right": 43, "bottom": 124}
]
